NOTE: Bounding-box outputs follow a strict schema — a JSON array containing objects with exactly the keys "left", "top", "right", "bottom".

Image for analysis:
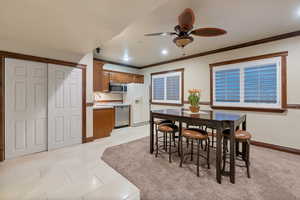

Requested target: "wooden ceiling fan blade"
[
  {"left": 191, "top": 28, "right": 227, "bottom": 37},
  {"left": 144, "top": 32, "right": 177, "bottom": 36},
  {"left": 178, "top": 8, "right": 195, "bottom": 32}
]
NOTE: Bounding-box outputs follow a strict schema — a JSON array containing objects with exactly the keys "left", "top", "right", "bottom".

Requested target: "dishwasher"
[{"left": 114, "top": 105, "right": 130, "bottom": 128}]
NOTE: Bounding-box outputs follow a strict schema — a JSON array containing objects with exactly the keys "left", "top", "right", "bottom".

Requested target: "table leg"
[
  {"left": 178, "top": 121, "right": 182, "bottom": 156},
  {"left": 150, "top": 113, "right": 154, "bottom": 154},
  {"left": 242, "top": 117, "right": 247, "bottom": 160},
  {"left": 216, "top": 127, "right": 222, "bottom": 184},
  {"left": 242, "top": 117, "right": 247, "bottom": 131},
  {"left": 229, "top": 122, "right": 236, "bottom": 184}
]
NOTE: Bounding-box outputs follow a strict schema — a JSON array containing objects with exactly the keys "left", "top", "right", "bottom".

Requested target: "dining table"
[{"left": 149, "top": 108, "right": 247, "bottom": 184}]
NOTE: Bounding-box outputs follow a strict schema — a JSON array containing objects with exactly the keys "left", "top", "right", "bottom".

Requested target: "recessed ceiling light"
[
  {"left": 296, "top": 8, "right": 300, "bottom": 17},
  {"left": 161, "top": 49, "right": 168, "bottom": 55},
  {"left": 123, "top": 56, "right": 130, "bottom": 62}
]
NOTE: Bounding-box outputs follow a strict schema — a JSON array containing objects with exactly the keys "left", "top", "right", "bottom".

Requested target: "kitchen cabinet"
[
  {"left": 105, "top": 70, "right": 144, "bottom": 84},
  {"left": 102, "top": 71, "right": 110, "bottom": 92},
  {"left": 133, "top": 74, "right": 144, "bottom": 83},
  {"left": 110, "top": 71, "right": 122, "bottom": 83},
  {"left": 93, "top": 59, "right": 144, "bottom": 92},
  {"left": 93, "top": 108, "right": 115, "bottom": 139},
  {"left": 93, "top": 60, "right": 106, "bottom": 92}
]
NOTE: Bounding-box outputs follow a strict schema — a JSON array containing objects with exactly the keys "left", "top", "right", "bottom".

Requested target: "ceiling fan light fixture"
[{"left": 173, "top": 36, "right": 193, "bottom": 48}]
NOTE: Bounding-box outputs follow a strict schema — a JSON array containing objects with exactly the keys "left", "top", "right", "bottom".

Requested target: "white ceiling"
[
  {"left": 94, "top": 0, "right": 300, "bottom": 67},
  {"left": 0, "top": 0, "right": 167, "bottom": 62}
]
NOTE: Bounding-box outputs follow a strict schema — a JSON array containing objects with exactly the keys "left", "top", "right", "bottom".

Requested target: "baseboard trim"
[
  {"left": 83, "top": 137, "right": 94, "bottom": 143},
  {"left": 131, "top": 121, "right": 149, "bottom": 127},
  {"left": 251, "top": 140, "right": 300, "bottom": 155}
]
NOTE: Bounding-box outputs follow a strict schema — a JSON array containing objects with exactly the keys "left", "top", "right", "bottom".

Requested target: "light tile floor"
[{"left": 0, "top": 125, "right": 149, "bottom": 200}]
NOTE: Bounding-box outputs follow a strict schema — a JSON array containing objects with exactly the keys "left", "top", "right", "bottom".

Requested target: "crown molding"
[
  {"left": 0, "top": 50, "right": 86, "bottom": 68},
  {"left": 140, "top": 30, "right": 300, "bottom": 69}
]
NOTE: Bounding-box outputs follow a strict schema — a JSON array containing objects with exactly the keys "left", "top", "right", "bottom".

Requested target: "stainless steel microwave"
[{"left": 109, "top": 83, "right": 127, "bottom": 93}]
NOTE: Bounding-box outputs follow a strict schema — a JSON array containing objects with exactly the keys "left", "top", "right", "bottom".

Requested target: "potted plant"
[{"left": 188, "top": 89, "right": 201, "bottom": 113}]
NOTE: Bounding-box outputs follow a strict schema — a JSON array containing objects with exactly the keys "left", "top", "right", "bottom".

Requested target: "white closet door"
[
  {"left": 48, "top": 64, "right": 82, "bottom": 150},
  {"left": 5, "top": 58, "right": 48, "bottom": 159}
]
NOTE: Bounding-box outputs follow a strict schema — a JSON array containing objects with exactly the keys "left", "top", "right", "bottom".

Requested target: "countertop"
[
  {"left": 93, "top": 103, "right": 130, "bottom": 110},
  {"left": 93, "top": 105, "right": 114, "bottom": 110}
]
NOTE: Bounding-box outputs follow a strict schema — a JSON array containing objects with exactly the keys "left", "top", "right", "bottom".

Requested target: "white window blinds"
[
  {"left": 213, "top": 57, "right": 281, "bottom": 109},
  {"left": 215, "top": 69, "right": 240, "bottom": 103},
  {"left": 151, "top": 70, "right": 182, "bottom": 104},
  {"left": 244, "top": 64, "right": 277, "bottom": 103},
  {"left": 153, "top": 77, "right": 165, "bottom": 100},
  {"left": 166, "top": 76, "right": 180, "bottom": 100}
]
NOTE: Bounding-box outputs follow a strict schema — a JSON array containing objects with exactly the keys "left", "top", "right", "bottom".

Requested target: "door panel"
[
  {"left": 5, "top": 58, "right": 48, "bottom": 159},
  {"left": 35, "top": 118, "right": 47, "bottom": 145},
  {"left": 48, "top": 64, "right": 82, "bottom": 150},
  {"left": 15, "top": 120, "right": 26, "bottom": 150}
]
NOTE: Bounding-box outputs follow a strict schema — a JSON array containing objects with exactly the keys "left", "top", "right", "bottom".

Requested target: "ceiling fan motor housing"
[{"left": 173, "top": 36, "right": 194, "bottom": 48}]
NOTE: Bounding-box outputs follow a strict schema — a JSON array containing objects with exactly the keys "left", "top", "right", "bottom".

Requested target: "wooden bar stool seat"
[
  {"left": 182, "top": 128, "right": 208, "bottom": 140},
  {"left": 155, "top": 123, "right": 179, "bottom": 163},
  {"left": 180, "top": 128, "right": 210, "bottom": 177},
  {"left": 222, "top": 129, "right": 252, "bottom": 178},
  {"left": 158, "top": 124, "right": 178, "bottom": 133},
  {"left": 235, "top": 130, "right": 252, "bottom": 141}
]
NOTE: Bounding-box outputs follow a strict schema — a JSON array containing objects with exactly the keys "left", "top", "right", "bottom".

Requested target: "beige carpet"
[{"left": 101, "top": 137, "right": 300, "bottom": 200}]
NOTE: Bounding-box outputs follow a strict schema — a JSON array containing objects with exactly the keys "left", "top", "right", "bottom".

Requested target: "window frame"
[
  {"left": 210, "top": 52, "right": 287, "bottom": 113},
  {"left": 151, "top": 68, "right": 184, "bottom": 106}
]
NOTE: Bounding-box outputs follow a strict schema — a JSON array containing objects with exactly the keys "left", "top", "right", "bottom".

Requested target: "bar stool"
[
  {"left": 204, "top": 127, "right": 217, "bottom": 149},
  {"left": 222, "top": 129, "right": 252, "bottom": 178},
  {"left": 186, "top": 123, "right": 206, "bottom": 149},
  {"left": 156, "top": 123, "right": 179, "bottom": 163},
  {"left": 179, "top": 128, "right": 210, "bottom": 177},
  {"left": 154, "top": 119, "right": 174, "bottom": 150}
]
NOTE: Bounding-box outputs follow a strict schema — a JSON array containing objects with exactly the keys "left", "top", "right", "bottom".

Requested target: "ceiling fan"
[{"left": 144, "top": 8, "right": 227, "bottom": 48}]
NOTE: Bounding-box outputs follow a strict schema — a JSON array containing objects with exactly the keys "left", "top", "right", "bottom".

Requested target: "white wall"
[
  {"left": 141, "top": 37, "right": 300, "bottom": 149},
  {"left": 79, "top": 52, "right": 93, "bottom": 138}
]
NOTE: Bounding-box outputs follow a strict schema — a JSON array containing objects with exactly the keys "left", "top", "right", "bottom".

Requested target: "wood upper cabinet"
[
  {"left": 109, "top": 71, "right": 122, "bottom": 83},
  {"left": 133, "top": 74, "right": 144, "bottom": 83},
  {"left": 93, "top": 60, "right": 105, "bottom": 92},
  {"left": 93, "top": 59, "right": 144, "bottom": 92},
  {"left": 106, "top": 70, "right": 144, "bottom": 84},
  {"left": 93, "top": 108, "right": 115, "bottom": 139},
  {"left": 93, "top": 60, "right": 110, "bottom": 92},
  {"left": 102, "top": 71, "right": 110, "bottom": 92}
]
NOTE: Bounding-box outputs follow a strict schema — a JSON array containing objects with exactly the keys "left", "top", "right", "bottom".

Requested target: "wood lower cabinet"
[{"left": 93, "top": 108, "right": 115, "bottom": 139}]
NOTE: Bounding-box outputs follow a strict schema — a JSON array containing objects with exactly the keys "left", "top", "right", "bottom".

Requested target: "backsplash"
[{"left": 94, "top": 92, "right": 123, "bottom": 102}]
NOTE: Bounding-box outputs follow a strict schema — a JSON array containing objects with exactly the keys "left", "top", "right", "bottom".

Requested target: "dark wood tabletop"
[{"left": 151, "top": 109, "right": 245, "bottom": 122}]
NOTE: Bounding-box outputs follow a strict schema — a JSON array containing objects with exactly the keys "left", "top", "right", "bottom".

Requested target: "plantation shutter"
[
  {"left": 244, "top": 64, "right": 277, "bottom": 103},
  {"left": 152, "top": 77, "right": 165, "bottom": 100},
  {"left": 166, "top": 75, "right": 180, "bottom": 101},
  {"left": 215, "top": 69, "right": 240, "bottom": 102},
  {"left": 151, "top": 70, "right": 183, "bottom": 104}
]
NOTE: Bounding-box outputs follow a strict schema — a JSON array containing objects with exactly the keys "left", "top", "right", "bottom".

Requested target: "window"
[
  {"left": 215, "top": 68, "right": 240, "bottom": 103},
  {"left": 211, "top": 53, "right": 287, "bottom": 111},
  {"left": 151, "top": 69, "right": 183, "bottom": 105}
]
